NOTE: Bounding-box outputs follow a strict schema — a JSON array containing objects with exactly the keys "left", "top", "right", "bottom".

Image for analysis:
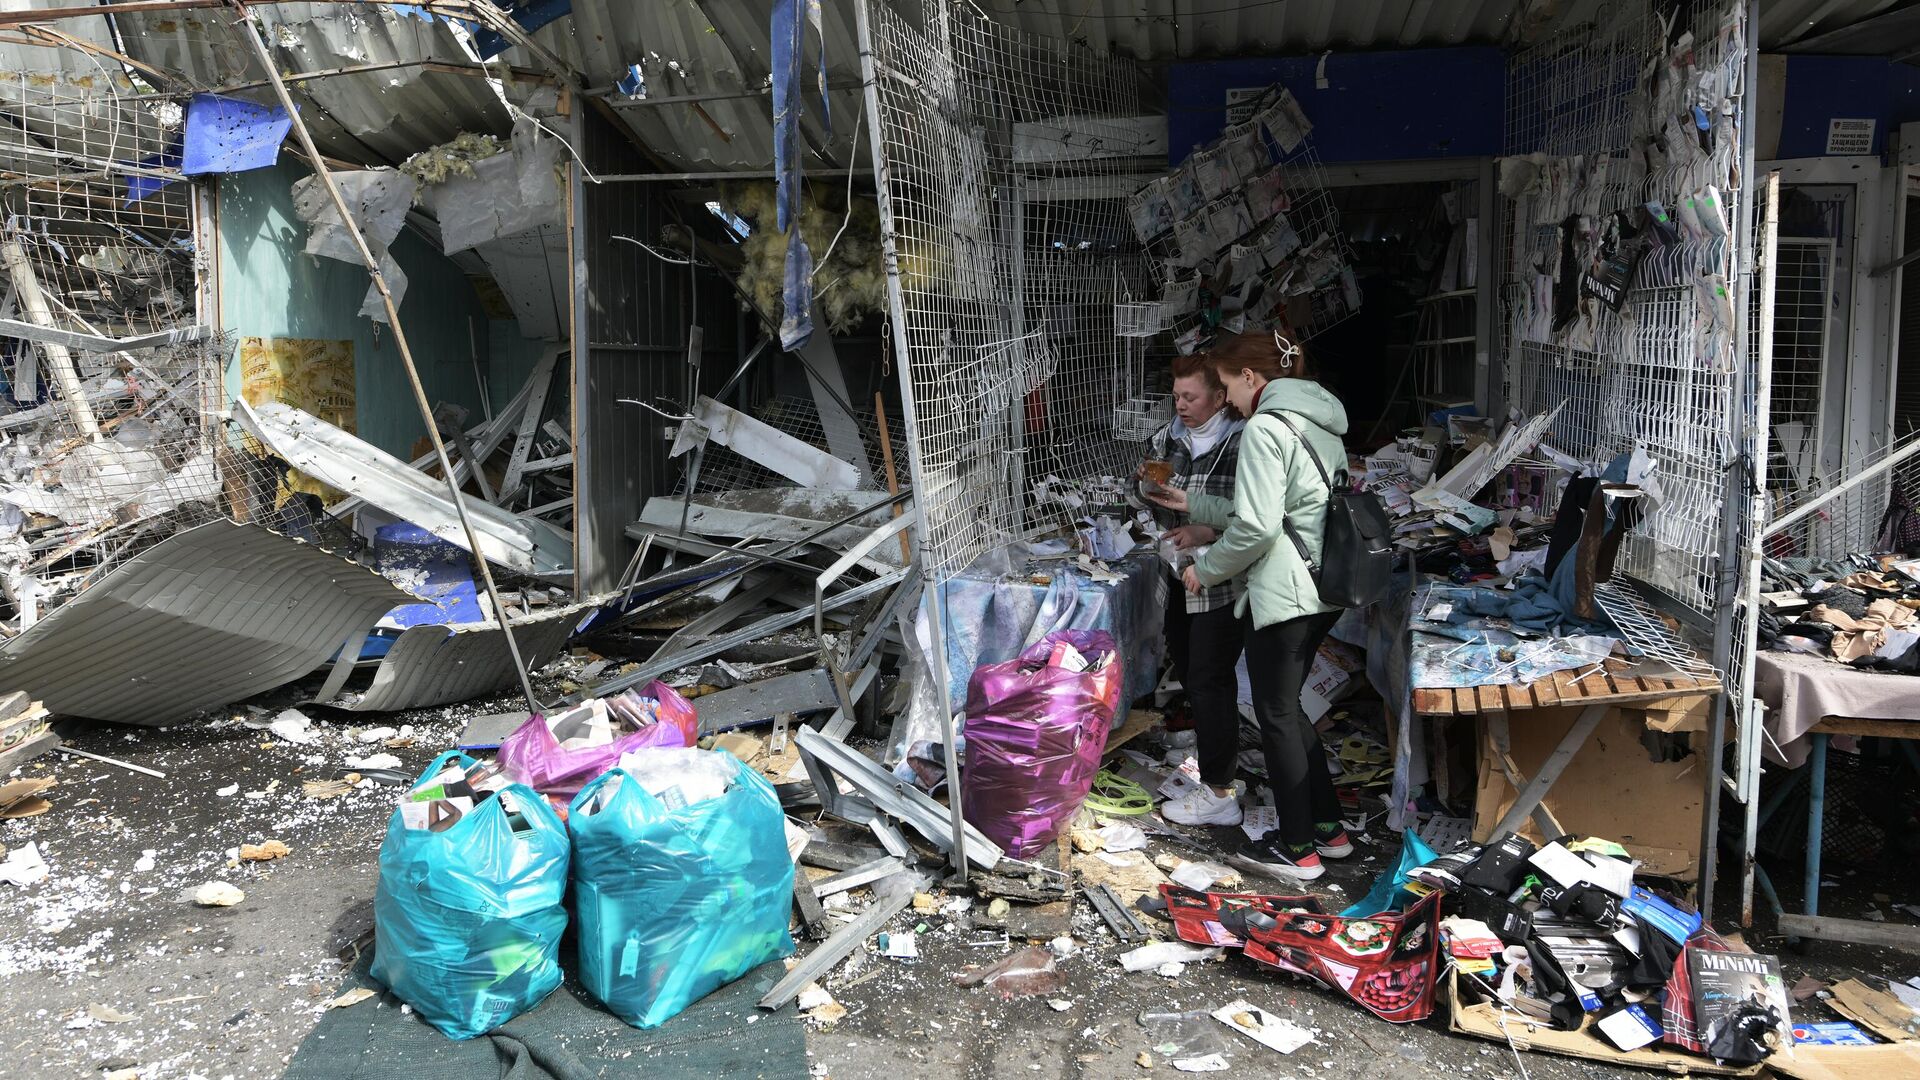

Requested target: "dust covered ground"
[{"left": 3, "top": 688, "right": 1916, "bottom": 1080}]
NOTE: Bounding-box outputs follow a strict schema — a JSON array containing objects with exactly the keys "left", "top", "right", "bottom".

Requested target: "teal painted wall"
[{"left": 218, "top": 160, "right": 513, "bottom": 456}]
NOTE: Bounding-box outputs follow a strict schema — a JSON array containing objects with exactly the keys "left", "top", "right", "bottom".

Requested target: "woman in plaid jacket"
[{"left": 1130, "top": 353, "right": 1246, "bottom": 827}]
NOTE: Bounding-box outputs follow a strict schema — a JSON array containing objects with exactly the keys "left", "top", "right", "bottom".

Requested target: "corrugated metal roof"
[
  {"left": 0, "top": 520, "right": 410, "bottom": 725},
  {"left": 325, "top": 601, "right": 588, "bottom": 712},
  {"left": 111, "top": 3, "right": 517, "bottom": 167},
  {"left": 20, "top": 2, "right": 1920, "bottom": 176}
]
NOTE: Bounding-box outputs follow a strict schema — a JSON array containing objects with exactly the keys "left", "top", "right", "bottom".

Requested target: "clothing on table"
[
  {"left": 1188, "top": 378, "right": 1348, "bottom": 630},
  {"left": 1808, "top": 598, "right": 1918, "bottom": 662},
  {"left": 1131, "top": 415, "right": 1244, "bottom": 615},
  {"left": 1244, "top": 608, "right": 1343, "bottom": 846},
  {"left": 1187, "top": 604, "right": 1246, "bottom": 789}
]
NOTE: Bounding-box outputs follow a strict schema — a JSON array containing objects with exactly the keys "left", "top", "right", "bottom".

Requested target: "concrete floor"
[{"left": 2, "top": 686, "right": 1915, "bottom": 1080}]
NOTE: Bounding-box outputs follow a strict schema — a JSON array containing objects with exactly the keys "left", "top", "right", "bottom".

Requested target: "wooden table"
[
  {"left": 1413, "top": 660, "right": 1722, "bottom": 848},
  {"left": 1762, "top": 716, "right": 1920, "bottom": 953}
]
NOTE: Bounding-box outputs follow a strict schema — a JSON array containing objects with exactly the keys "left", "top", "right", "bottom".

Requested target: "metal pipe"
[
  {"left": 233, "top": 4, "right": 544, "bottom": 715},
  {"left": 1734, "top": 170, "right": 1781, "bottom": 926},
  {"left": 854, "top": 0, "right": 966, "bottom": 882},
  {"left": 1699, "top": 2, "right": 1760, "bottom": 926},
  {"left": 0, "top": 233, "right": 98, "bottom": 438}
]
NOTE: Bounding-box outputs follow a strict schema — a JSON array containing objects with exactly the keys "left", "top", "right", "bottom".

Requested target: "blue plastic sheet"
[
  {"left": 180, "top": 93, "right": 291, "bottom": 176},
  {"left": 371, "top": 752, "right": 569, "bottom": 1040},
  {"left": 1340, "top": 830, "right": 1439, "bottom": 916},
  {"left": 123, "top": 148, "right": 181, "bottom": 205},
  {"left": 568, "top": 755, "right": 795, "bottom": 1029}
]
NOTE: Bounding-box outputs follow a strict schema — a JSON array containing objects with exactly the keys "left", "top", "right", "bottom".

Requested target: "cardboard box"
[
  {"left": 1444, "top": 969, "right": 1761, "bottom": 1076},
  {"left": 1473, "top": 705, "right": 1703, "bottom": 881}
]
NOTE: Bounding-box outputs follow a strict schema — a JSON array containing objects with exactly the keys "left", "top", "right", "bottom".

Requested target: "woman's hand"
[
  {"left": 1164, "top": 525, "right": 1216, "bottom": 550},
  {"left": 1181, "top": 565, "right": 1204, "bottom": 595},
  {"left": 1147, "top": 486, "right": 1189, "bottom": 513}
]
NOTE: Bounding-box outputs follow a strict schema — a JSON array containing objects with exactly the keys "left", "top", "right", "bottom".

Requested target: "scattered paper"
[
  {"left": 345, "top": 752, "right": 401, "bottom": 771},
  {"left": 216, "top": 783, "right": 239, "bottom": 797},
  {"left": 1096, "top": 823, "right": 1148, "bottom": 853},
  {"left": 87, "top": 1003, "right": 136, "bottom": 1024},
  {"left": 1095, "top": 852, "right": 1138, "bottom": 867},
  {"left": 1049, "top": 999, "right": 1074, "bottom": 1012},
  {"left": 1889, "top": 980, "right": 1920, "bottom": 1013},
  {"left": 325, "top": 987, "right": 377, "bottom": 1010},
  {"left": 1241, "top": 804, "right": 1278, "bottom": 842},
  {"left": 133, "top": 849, "right": 156, "bottom": 873},
  {"left": 1212, "top": 999, "right": 1314, "bottom": 1054},
  {"left": 1172, "top": 1053, "right": 1230, "bottom": 1072},
  {"left": 795, "top": 983, "right": 835, "bottom": 1011},
  {"left": 880, "top": 933, "right": 918, "bottom": 960},
  {"left": 0, "top": 841, "right": 48, "bottom": 887}
]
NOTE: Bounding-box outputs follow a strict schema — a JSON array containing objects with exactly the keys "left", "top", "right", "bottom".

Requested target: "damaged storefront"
[{"left": 1, "top": 2, "right": 1920, "bottom": 1080}]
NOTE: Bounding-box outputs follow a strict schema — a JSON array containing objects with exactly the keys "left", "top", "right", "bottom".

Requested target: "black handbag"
[{"left": 1272, "top": 413, "right": 1396, "bottom": 610}]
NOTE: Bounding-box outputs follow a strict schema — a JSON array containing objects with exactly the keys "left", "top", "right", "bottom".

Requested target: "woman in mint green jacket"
[{"left": 1149, "top": 330, "right": 1352, "bottom": 882}]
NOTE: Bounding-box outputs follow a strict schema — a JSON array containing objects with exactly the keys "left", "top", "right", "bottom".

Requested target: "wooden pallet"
[{"left": 1412, "top": 658, "right": 1720, "bottom": 717}]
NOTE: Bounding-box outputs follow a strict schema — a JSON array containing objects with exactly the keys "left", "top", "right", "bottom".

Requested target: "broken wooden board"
[
  {"left": 1070, "top": 843, "right": 1170, "bottom": 909},
  {"left": 970, "top": 839, "right": 1072, "bottom": 905},
  {"left": 1102, "top": 708, "right": 1160, "bottom": 759},
  {"left": 972, "top": 840, "right": 1074, "bottom": 942}
]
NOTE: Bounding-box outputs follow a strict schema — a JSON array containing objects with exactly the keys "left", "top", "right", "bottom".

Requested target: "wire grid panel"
[
  {"left": 1761, "top": 429, "right": 1920, "bottom": 565},
  {"left": 1502, "top": 3, "right": 1750, "bottom": 623},
  {"left": 1765, "top": 238, "right": 1833, "bottom": 491},
  {"left": 863, "top": 0, "right": 1160, "bottom": 573}
]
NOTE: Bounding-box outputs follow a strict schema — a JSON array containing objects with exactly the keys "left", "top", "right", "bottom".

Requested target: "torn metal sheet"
[
  {"left": 319, "top": 601, "right": 591, "bottom": 713},
  {"left": 0, "top": 521, "right": 411, "bottom": 725},
  {"left": 291, "top": 167, "right": 416, "bottom": 321},
  {"left": 689, "top": 669, "right": 839, "bottom": 734},
  {"left": 795, "top": 726, "right": 1002, "bottom": 870},
  {"left": 633, "top": 488, "right": 906, "bottom": 568},
  {"left": 672, "top": 396, "right": 863, "bottom": 490},
  {"left": 236, "top": 399, "right": 572, "bottom": 577}
]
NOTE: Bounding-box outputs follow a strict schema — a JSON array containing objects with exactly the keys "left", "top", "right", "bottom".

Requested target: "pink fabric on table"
[
  {"left": 497, "top": 680, "right": 700, "bottom": 807},
  {"left": 961, "top": 630, "right": 1122, "bottom": 859}
]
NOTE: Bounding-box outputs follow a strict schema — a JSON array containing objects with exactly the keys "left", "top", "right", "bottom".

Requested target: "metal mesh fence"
[
  {"left": 1502, "top": 3, "right": 1750, "bottom": 629},
  {"left": 0, "top": 65, "right": 338, "bottom": 633},
  {"left": 860, "top": 0, "right": 1164, "bottom": 573}
]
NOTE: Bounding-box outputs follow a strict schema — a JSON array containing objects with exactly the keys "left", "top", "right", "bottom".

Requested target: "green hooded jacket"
[{"left": 1186, "top": 377, "right": 1349, "bottom": 629}]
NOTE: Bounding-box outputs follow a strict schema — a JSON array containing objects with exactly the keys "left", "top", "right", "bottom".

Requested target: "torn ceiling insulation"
[{"left": 0, "top": 520, "right": 412, "bottom": 725}]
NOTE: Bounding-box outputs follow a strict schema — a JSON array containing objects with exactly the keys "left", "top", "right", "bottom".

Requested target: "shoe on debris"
[
  {"left": 1314, "top": 823, "right": 1355, "bottom": 859},
  {"left": 1228, "top": 835, "right": 1325, "bottom": 882},
  {"left": 1161, "top": 784, "right": 1243, "bottom": 827}
]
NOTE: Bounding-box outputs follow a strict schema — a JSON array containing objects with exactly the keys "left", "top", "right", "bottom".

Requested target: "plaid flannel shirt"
[{"left": 1134, "top": 418, "right": 1245, "bottom": 614}]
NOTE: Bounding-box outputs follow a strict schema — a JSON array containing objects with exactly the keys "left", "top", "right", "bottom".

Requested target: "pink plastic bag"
[
  {"left": 498, "top": 681, "right": 699, "bottom": 808},
  {"left": 961, "top": 630, "right": 1122, "bottom": 859}
]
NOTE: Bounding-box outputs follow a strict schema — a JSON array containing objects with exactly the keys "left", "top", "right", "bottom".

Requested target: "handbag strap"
[
  {"left": 1268, "top": 412, "right": 1333, "bottom": 574},
  {"left": 1271, "top": 412, "right": 1345, "bottom": 490}
]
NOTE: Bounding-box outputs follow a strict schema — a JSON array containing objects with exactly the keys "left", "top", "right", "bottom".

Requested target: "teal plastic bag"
[
  {"left": 1341, "top": 830, "right": 1440, "bottom": 917},
  {"left": 568, "top": 753, "right": 795, "bottom": 1029},
  {"left": 371, "top": 751, "right": 569, "bottom": 1040}
]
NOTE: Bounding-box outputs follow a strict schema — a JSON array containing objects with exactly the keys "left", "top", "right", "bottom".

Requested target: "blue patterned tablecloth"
[{"left": 940, "top": 550, "right": 1168, "bottom": 708}]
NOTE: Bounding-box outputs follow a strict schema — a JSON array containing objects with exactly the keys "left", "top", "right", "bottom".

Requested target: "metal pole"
[
  {"left": 1698, "top": 2, "right": 1760, "bottom": 925},
  {"left": 855, "top": 0, "right": 967, "bottom": 881},
  {"left": 1735, "top": 171, "right": 1781, "bottom": 926},
  {"left": 232, "top": 3, "right": 543, "bottom": 714}
]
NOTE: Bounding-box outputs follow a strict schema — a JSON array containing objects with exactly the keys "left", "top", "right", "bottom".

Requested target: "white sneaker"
[{"left": 1160, "top": 784, "right": 1243, "bottom": 827}]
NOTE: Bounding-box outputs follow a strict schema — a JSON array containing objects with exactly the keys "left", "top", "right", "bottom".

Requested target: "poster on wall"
[{"left": 238, "top": 336, "right": 355, "bottom": 500}]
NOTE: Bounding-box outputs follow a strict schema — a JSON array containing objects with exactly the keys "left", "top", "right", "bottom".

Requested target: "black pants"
[
  {"left": 1163, "top": 574, "right": 1191, "bottom": 687},
  {"left": 1187, "top": 604, "right": 1245, "bottom": 789},
  {"left": 1245, "top": 609, "right": 1343, "bottom": 846}
]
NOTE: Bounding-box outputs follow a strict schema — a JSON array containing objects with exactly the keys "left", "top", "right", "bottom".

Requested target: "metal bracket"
[{"left": 1084, "top": 884, "right": 1149, "bottom": 943}]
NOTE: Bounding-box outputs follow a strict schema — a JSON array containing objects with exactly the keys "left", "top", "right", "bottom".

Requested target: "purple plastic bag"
[
  {"left": 961, "top": 630, "right": 1123, "bottom": 859},
  {"left": 498, "top": 681, "right": 700, "bottom": 810}
]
